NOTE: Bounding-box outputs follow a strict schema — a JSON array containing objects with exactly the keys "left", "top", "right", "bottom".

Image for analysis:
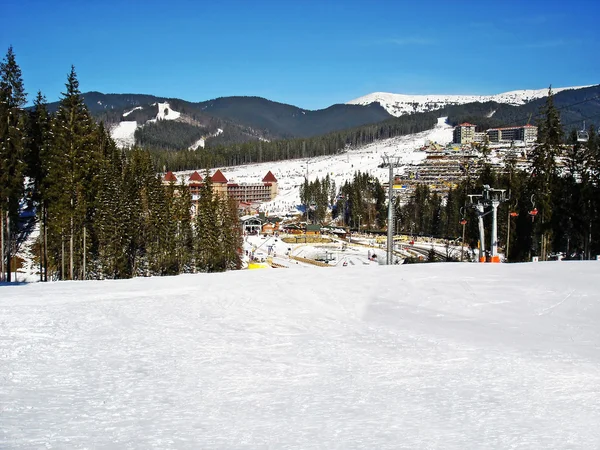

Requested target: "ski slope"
[
  {"left": 177, "top": 117, "right": 453, "bottom": 216},
  {"left": 1, "top": 262, "right": 600, "bottom": 448}
]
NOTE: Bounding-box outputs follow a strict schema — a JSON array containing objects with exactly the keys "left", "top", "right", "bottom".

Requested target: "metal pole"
[
  {"left": 461, "top": 222, "right": 466, "bottom": 262},
  {"left": 506, "top": 210, "right": 511, "bottom": 263},
  {"left": 476, "top": 203, "right": 485, "bottom": 262},
  {"left": 387, "top": 162, "right": 394, "bottom": 265},
  {"left": 382, "top": 154, "right": 399, "bottom": 265},
  {"left": 491, "top": 200, "right": 499, "bottom": 262}
]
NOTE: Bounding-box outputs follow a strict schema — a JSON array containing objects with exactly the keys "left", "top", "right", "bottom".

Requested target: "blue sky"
[{"left": 2, "top": 0, "right": 598, "bottom": 109}]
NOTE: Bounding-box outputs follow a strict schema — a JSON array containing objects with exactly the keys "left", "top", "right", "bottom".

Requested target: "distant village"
[
  {"left": 160, "top": 122, "right": 545, "bottom": 235},
  {"left": 392, "top": 122, "right": 540, "bottom": 200}
]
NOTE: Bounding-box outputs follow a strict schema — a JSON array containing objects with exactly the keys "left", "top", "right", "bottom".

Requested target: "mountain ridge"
[{"left": 347, "top": 85, "right": 594, "bottom": 117}]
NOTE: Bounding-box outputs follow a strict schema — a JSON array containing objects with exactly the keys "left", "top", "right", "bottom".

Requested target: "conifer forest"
[{"left": 0, "top": 47, "right": 241, "bottom": 282}]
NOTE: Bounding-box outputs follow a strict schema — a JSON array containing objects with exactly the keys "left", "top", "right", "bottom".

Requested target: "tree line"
[{"left": 0, "top": 47, "right": 241, "bottom": 282}]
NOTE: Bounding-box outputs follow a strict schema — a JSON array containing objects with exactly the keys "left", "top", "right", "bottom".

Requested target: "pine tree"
[
  {"left": 195, "top": 172, "right": 220, "bottom": 271},
  {"left": 216, "top": 195, "right": 242, "bottom": 270},
  {"left": 26, "top": 91, "right": 52, "bottom": 280},
  {"left": 0, "top": 46, "right": 27, "bottom": 282},
  {"left": 174, "top": 180, "right": 194, "bottom": 272},
  {"left": 529, "top": 87, "right": 563, "bottom": 260},
  {"left": 46, "top": 66, "right": 100, "bottom": 279}
]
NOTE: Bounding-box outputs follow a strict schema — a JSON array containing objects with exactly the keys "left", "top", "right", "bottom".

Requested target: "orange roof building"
[
  {"left": 188, "top": 171, "right": 203, "bottom": 183},
  {"left": 210, "top": 169, "right": 229, "bottom": 183},
  {"left": 262, "top": 171, "right": 278, "bottom": 183},
  {"left": 164, "top": 169, "right": 279, "bottom": 218},
  {"left": 163, "top": 171, "right": 178, "bottom": 183}
]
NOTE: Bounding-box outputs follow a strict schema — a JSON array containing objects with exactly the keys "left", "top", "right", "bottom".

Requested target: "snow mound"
[
  {"left": 1, "top": 262, "right": 600, "bottom": 448},
  {"left": 348, "top": 85, "right": 593, "bottom": 117}
]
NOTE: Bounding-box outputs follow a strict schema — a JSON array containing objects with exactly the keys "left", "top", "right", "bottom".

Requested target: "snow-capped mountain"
[{"left": 347, "top": 86, "right": 592, "bottom": 117}]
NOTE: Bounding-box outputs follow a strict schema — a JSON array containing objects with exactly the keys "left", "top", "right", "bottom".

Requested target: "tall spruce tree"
[
  {"left": 46, "top": 66, "right": 99, "bottom": 279},
  {"left": 26, "top": 91, "right": 52, "bottom": 280},
  {"left": 529, "top": 87, "right": 563, "bottom": 260},
  {"left": 0, "top": 46, "right": 27, "bottom": 282},
  {"left": 195, "top": 172, "right": 220, "bottom": 271}
]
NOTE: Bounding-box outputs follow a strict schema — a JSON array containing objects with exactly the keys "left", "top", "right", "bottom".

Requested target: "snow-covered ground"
[
  {"left": 1, "top": 262, "right": 600, "bottom": 448},
  {"left": 176, "top": 117, "right": 453, "bottom": 216},
  {"left": 348, "top": 85, "right": 592, "bottom": 117},
  {"left": 122, "top": 106, "right": 143, "bottom": 117},
  {"left": 109, "top": 120, "right": 137, "bottom": 148},
  {"left": 189, "top": 128, "right": 224, "bottom": 150}
]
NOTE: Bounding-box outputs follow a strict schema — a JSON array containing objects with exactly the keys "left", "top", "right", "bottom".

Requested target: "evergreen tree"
[
  {"left": 0, "top": 46, "right": 27, "bottom": 282},
  {"left": 174, "top": 180, "right": 194, "bottom": 272},
  {"left": 529, "top": 87, "right": 563, "bottom": 260},
  {"left": 195, "top": 172, "right": 220, "bottom": 271},
  {"left": 26, "top": 91, "right": 52, "bottom": 280},
  {"left": 46, "top": 66, "right": 100, "bottom": 279}
]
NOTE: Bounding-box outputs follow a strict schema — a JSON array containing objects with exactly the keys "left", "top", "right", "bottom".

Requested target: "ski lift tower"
[
  {"left": 488, "top": 186, "right": 507, "bottom": 263},
  {"left": 381, "top": 153, "right": 401, "bottom": 265},
  {"left": 468, "top": 185, "right": 507, "bottom": 263},
  {"left": 468, "top": 192, "right": 486, "bottom": 263}
]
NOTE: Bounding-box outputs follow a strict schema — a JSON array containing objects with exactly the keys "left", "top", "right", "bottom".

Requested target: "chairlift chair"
[{"left": 577, "top": 121, "right": 589, "bottom": 143}]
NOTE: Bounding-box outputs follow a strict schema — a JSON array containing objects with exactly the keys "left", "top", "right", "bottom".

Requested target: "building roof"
[
  {"left": 262, "top": 171, "right": 278, "bottom": 182},
  {"left": 163, "top": 171, "right": 177, "bottom": 182},
  {"left": 210, "top": 169, "right": 228, "bottom": 183},
  {"left": 487, "top": 125, "right": 537, "bottom": 131},
  {"left": 188, "top": 171, "right": 203, "bottom": 182},
  {"left": 459, "top": 122, "right": 477, "bottom": 127}
]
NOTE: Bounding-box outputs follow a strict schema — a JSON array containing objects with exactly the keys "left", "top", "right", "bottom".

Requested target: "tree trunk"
[
  {"left": 6, "top": 213, "right": 11, "bottom": 282},
  {"left": 70, "top": 210, "right": 74, "bottom": 280},
  {"left": 1, "top": 207, "right": 4, "bottom": 283},
  {"left": 43, "top": 205, "right": 48, "bottom": 282},
  {"left": 61, "top": 233, "right": 65, "bottom": 281},
  {"left": 83, "top": 226, "right": 86, "bottom": 280}
]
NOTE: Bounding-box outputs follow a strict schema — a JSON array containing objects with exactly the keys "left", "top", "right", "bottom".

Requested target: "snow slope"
[
  {"left": 1, "top": 262, "right": 600, "bottom": 448},
  {"left": 122, "top": 106, "right": 143, "bottom": 117},
  {"left": 109, "top": 120, "right": 137, "bottom": 148},
  {"left": 189, "top": 128, "right": 224, "bottom": 150},
  {"left": 348, "top": 86, "right": 592, "bottom": 117},
  {"left": 181, "top": 117, "right": 452, "bottom": 216}
]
